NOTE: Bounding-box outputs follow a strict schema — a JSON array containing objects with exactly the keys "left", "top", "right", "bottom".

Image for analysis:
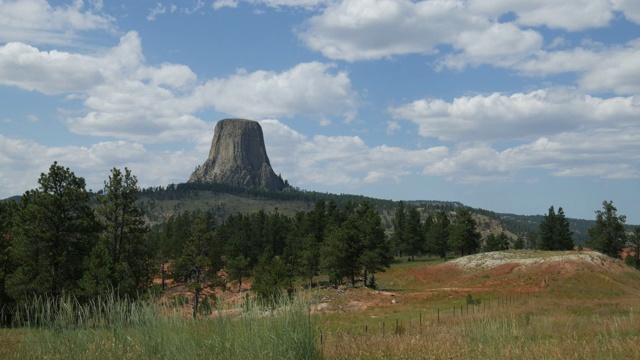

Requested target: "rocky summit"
[{"left": 189, "top": 118, "right": 287, "bottom": 191}]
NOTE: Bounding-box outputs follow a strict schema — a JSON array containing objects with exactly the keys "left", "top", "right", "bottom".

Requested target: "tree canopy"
[{"left": 587, "top": 201, "right": 627, "bottom": 258}]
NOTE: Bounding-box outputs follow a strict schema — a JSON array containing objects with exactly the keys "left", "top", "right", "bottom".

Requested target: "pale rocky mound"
[
  {"left": 189, "top": 118, "right": 287, "bottom": 191},
  {"left": 451, "top": 250, "right": 621, "bottom": 271}
]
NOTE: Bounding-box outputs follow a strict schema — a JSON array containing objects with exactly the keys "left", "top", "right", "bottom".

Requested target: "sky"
[{"left": 1, "top": 0, "right": 640, "bottom": 223}]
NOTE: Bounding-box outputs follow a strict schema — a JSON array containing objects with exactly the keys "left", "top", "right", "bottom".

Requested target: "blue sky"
[{"left": 1, "top": 0, "right": 640, "bottom": 223}]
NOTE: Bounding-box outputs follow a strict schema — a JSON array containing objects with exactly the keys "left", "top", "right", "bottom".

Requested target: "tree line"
[
  {"left": 389, "top": 201, "right": 640, "bottom": 264},
  {"left": 2, "top": 162, "right": 639, "bottom": 323},
  {"left": 0, "top": 162, "right": 394, "bottom": 321}
]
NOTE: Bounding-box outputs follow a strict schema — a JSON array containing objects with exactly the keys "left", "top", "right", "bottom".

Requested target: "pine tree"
[
  {"left": 226, "top": 254, "right": 251, "bottom": 293},
  {"left": 428, "top": 211, "right": 450, "bottom": 258},
  {"left": 587, "top": 201, "right": 627, "bottom": 258},
  {"left": 96, "top": 168, "right": 150, "bottom": 297},
  {"left": 7, "top": 162, "right": 99, "bottom": 301},
  {"left": 484, "top": 232, "right": 509, "bottom": 252},
  {"left": 0, "top": 200, "right": 17, "bottom": 317},
  {"left": 391, "top": 201, "right": 407, "bottom": 257},
  {"left": 626, "top": 227, "right": 640, "bottom": 268},
  {"left": 449, "top": 209, "right": 481, "bottom": 257},
  {"left": 556, "top": 208, "right": 574, "bottom": 250},
  {"left": 539, "top": 206, "right": 574, "bottom": 250},
  {"left": 252, "top": 251, "right": 293, "bottom": 304},
  {"left": 539, "top": 206, "right": 557, "bottom": 250},
  {"left": 355, "top": 201, "right": 392, "bottom": 287},
  {"left": 405, "top": 206, "right": 424, "bottom": 261},
  {"left": 171, "top": 212, "right": 218, "bottom": 318}
]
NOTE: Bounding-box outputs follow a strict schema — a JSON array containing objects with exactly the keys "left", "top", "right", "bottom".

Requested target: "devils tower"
[{"left": 189, "top": 118, "right": 287, "bottom": 191}]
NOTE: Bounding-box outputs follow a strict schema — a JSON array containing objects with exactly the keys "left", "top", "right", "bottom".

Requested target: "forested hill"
[
  {"left": 4, "top": 181, "right": 632, "bottom": 244},
  {"left": 131, "top": 182, "right": 626, "bottom": 245}
]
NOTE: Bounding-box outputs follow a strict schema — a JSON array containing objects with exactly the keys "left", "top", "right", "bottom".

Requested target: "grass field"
[{"left": 2, "top": 250, "right": 640, "bottom": 359}]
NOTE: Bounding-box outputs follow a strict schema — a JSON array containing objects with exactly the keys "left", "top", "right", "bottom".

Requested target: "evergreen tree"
[
  {"left": 171, "top": 212, "right": 219, "bottom": 318},
  {"left": 355, "top": 201, "right": 392, "bottom": 287},
  {"left": 422, "top": 214, "right": 434, "bottom": 255},
  {"left": 539, "top": 206, "right": 574, "bottom": 250},
  {"left": 77, "top": 241, "right": 113, "bottom": 298},
  {"left": 96, "top": 168, "right": 150, "bottom": 297},
  {"left": 587, "top": 201, "right": 627, "bottom": 258},
  {"left": 626, "top": 227, "right": 640, "bottom": 269},
  {"left": 298, "top": 234, "right": 321, "bottom": 288},
  {"left": 226, "top": 254, "right": 251, "bottom": 293},
  {"left": 428, "top": 211, "right": 450, "bottom": 258},
  {"left": 405, "top": 206, "right": 424, "bottom": 261},
  {"left": 539, "top": 206, "right": 557, "bottom": 250},
  {"left": 252, "top": 251, "right": 294, "bottom": 304},
  {"left": 321, "top": 225, "right": 352, "bottom": 286},
  {"left": 0, "top": 200, "right": 17, "bottom": 319},
  {"left": 514, "top": 237, "right": 524, "bottom": 250},
  {"left": 484, "top": 232, "right": 509, "bottom": 252},
  {"left": 556, "top": 208, "right": 574, "bottom": 250},
  {"left": 391, "top": 201, "right": 407, "bottom": 257},
  {"left": 449, "top": 209, "right": 481, "bottom": 257},
  {"left": 7, "top": 162, "right": 99, "bottom": 301}
]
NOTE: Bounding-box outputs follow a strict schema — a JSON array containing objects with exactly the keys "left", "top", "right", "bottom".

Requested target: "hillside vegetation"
[{"left": 135, "top": 182, "right": 617, "bottom": 245}]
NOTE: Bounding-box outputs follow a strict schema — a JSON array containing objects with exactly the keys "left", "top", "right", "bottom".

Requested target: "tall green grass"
[{"left": 1, "top": 293, "right": 318, "bottom": 360}]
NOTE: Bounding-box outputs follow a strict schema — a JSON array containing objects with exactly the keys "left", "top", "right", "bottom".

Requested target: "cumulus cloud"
[
  {"left": 212, "top": 0, "right": 238, "bottom": 10},
  {"left": 196, "top": 62, "right": 357, "bottom": 121},
  {"left": 0, "top": 42, "right": 103, "bottom": 94},
  {"left": 0, "top": 31, "right": 358, "bottom": 143},
  {"left": 260, "top": 119, "right": 449, "bottom": 188},
  {"left": 0, "top": 134, "right": 201, "bottom": 198},
  {"left": 467, "top": 0, "right": 614, "bottom": 31},
  {"left": 442, "top": 22, "right": 543, "bottom": 70},
  {"left": 298, "top": 0, "right": 475, "bottom": 62},
  {"left": 0, "top": 0, "right": 116, "bottom": 46},
  {"left": 612, "top": 0, "right": 640, "bottom": 24},
  {"left": 389, "top": 88, "right": 640, "bottom": 142}
]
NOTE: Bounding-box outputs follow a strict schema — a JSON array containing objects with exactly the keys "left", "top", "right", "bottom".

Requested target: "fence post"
[
  {"left": 396, "top": 319, "right": 399, "bottom": 336},
  {"left": 383, "top": 322, "right": 385, "bottom": 338},
  {"left": 437, "top": 308, "right": 439, "bottom": 323}
]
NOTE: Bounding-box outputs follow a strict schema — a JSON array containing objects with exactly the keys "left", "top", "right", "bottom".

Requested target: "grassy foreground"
[
  {"left": 3, "top": 251, "right": 640, "bottom": 359},
  {"left": 0, "top": 293, "right": 318, "bottom": 360},
  {"left": 319, "top": 298, "right": 640, "bottom": 359}
]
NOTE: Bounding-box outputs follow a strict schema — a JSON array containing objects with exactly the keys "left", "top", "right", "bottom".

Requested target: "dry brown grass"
[{"left": 315, "top": 250, "right": 640, "bottom": 359}]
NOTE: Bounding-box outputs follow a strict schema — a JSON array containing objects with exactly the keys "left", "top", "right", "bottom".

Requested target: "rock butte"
[{"left": 189, "top": 118, "right": 287, "bottom": 191}]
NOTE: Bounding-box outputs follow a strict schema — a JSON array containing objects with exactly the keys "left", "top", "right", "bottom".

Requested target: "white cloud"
[
  {"left": 298, "top": 0, "right": 554, "bottom": 69},
  {"left": 196, "top": 62, "right": 357, "bottom": 121},
  {"left": 0, "top": 42, "right": 103, "bottom": 94},
  {"left": 0, "top": 134, "right": 201, "bottom": 198},
  {"left": 390, "top": 88, "right": 640, "bottom": 142},
  {"left": 260, "top": 119, "right": 449, "bottom": 188},
  {"left": 0, "top": 0, "right": 116, "bottom": 46},
  {"left": 0, "top": 32, "right": 358, "bottom": 143},
  {"left": 517, "top": 40, "right": 640, "bottom": 95},
  {"left": 212, "top": 0, "right": 238, "bottom": 10},
  {"left": 612, "top": 0, "right": 640, "bottom": 24},
  {"left": 442, "top": 22, "right": 543, "bottom": 70},
  {"left": 298, "top": 0, "right": 475, "bottom": 62},
  {"left": 467, "top": 0, "right": 614, "bottom": 31},
  {"left": 147, "top": 3, "right": 167, "bottom": 21},
  {"left": 248, "top": 0, "right": 327, "bottom": 9}
]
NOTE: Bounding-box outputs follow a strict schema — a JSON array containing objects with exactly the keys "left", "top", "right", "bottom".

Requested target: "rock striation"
[{"left": 189, "top": 118, "right": 287, "bottom": 191}]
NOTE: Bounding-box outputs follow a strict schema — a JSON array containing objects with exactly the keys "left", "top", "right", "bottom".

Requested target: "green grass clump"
[{"left": 1, "top": 293, "right": 318, "bottom": 360}]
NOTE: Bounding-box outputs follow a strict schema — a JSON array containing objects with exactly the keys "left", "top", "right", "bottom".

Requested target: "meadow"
[{"left": 2, "top": 250, "right": 640, "bottom": 359}]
